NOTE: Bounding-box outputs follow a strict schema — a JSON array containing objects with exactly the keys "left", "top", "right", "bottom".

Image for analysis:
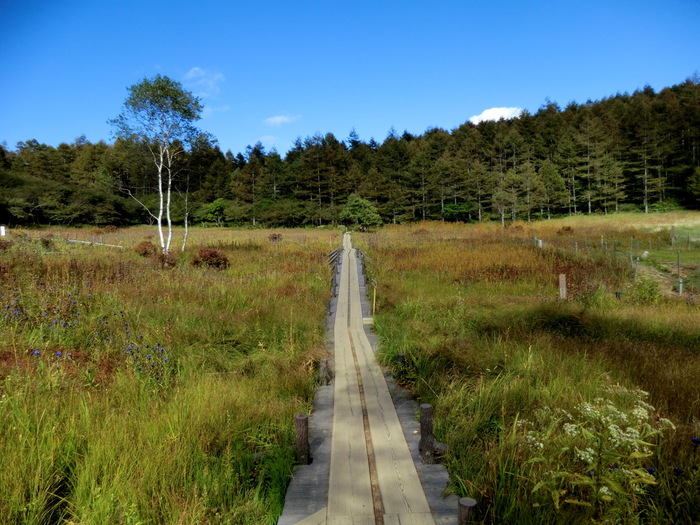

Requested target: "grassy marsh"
[
  {"left": 0, "top": 226, "right": 338, "bottom": 524},
  {"left": 357, "top": 212, "right": 700, "bottom": 524}
]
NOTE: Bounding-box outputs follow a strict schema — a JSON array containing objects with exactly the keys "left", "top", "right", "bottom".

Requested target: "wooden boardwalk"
[{"left": 285, "top": 233, "right": 436, "bottom": 525}]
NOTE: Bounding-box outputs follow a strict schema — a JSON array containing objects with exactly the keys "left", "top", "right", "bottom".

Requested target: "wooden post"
[
  {"left": 419, "top": 403, "right": 436, "bottom": 464},
  {"left": 458, "top": 497, "right": 477, "bottom": 524},
  {"left": 295, "top": 414, "right": 310, "bottom": 465},
  {"left": 559, "top": 274, "right": 567, "bottom": 301},
  {"left": 319, "top": 358, "right": 330, "bottom": 386},
  {"left": 679, "top": 280, "right": 684, "bottom": 296}
]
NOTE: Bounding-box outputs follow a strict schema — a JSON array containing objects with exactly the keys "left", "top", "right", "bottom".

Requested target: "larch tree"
[{"left": 110, "top": 74, "right": 203, "bottom": 253}]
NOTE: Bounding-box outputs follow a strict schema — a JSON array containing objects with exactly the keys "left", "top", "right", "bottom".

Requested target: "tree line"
[{"left": 1, "top": 76, "right": 699, "bottom": 228}]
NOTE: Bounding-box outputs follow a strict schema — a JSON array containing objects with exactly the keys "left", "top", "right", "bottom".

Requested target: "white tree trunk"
[{"left": 156, "top": 146, "right": 166, "bottom": 253}]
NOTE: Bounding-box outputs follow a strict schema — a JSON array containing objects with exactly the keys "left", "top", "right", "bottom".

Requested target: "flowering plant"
[{"left": 522, "top": 385, "right": 674, "bottom": 519}]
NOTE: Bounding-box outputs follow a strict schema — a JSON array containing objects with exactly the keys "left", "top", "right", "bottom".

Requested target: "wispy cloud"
[
  {"left": 469, "top": 107, "right": 523, "bottom": 124},
  {"left": 264, "top": 114, "right": 301, "bottom": 127},
  {"left": 183, "top": 67, "right": 225, "bottom": 98}
]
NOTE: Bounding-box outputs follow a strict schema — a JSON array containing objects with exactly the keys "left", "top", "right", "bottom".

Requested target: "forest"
[{"left": 1, "top": 76, "right": 699, "bottom": 228}]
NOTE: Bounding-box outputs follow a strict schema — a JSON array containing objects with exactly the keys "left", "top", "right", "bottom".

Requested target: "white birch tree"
[{"left": 110, "top": 75, "right": 203, "bottom": 254}]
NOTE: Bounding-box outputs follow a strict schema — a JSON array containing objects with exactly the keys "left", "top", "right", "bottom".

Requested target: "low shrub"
[
  {"left": 155, "top": 252, "right": 177, "bottom": 269},
  {"left": 133, "top": 241, "right": 158, "bottom": 257},
  {"left": 191, "top": 248, "right": 229, "bottom": 269}
]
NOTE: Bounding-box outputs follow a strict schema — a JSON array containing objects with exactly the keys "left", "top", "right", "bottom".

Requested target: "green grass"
[{"left": 0, "top": 227, "right": 338, "bottom": 524}]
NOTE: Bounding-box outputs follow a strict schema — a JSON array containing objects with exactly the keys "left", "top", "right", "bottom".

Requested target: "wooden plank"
[
  {"left": 384, "top": 514, "right": 436, "bottom": 525},
  {"left": 327, "top": 234, "right": 374, "bottom": 520},
  {"left": 293, "top": 508, "right": 327, "bottom": 525}
]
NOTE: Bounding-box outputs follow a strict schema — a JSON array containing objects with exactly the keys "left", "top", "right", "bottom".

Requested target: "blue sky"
[{"left": 1, "top": 0, "right": 699, "bottom": 157}]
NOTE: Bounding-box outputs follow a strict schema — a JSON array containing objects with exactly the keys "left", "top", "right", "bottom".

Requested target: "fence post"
[
  {"left": 559, "top": 274, "right": 567, "bottom": 301},
  {"left": 295, "top": 414, "right": 310, "bottom": 465},
  {"left": 458, "top": 497, "right": 477, "bottom": 524},
  {"left": 419, "top": 403, "right": 436, "bottom": 464}
]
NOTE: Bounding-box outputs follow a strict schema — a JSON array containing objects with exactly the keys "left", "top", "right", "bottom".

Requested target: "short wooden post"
[
  {"left": 559, "top": 274, "right": 567, "bottom": 301},
  {"left": 679, "top": 280, "right": 684, "bottom": 296},
  {"left": 537, "top": 239, "right": 543, "bottom": 249},
  {"left": 458, "top": 497, "right": 477, "bottom": 524},
  {"left": 295, "top": 414, "right": 310, "bottom": 465},
  {"left": 419, "top": 403, "right": 435, "bottom": 463},
  {"left": 0, "top": 225, "right": 5, "bottom": 236},
  {"left": 319, "top": 358, "right": 330, "bottom": 386}
]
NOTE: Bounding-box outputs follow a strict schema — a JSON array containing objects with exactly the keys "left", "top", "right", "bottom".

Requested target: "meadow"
[
  {"left": 356, "top": 212, "right": 700, "bottom": 524},
  {"left": 0, "top": 226, "right": 337, "bottom": 524}
]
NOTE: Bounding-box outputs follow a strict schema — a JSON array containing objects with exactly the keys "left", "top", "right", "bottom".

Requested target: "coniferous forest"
[{"left": 2, "top": 77, "right": 699, "bottom": 228}]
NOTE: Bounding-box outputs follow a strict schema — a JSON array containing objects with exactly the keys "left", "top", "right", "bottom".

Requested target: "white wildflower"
[
  {"left": 575, "top": 446, "right": 596, "bottom": 463},
  {"left": 563, "top": 423, "right": 579, "bottom": 437}
]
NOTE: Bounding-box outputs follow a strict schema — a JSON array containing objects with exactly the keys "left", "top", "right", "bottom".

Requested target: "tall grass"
[
  {"left": 0, "top": 227, "right": 337, "bottom": 524},
  {"left": 357, "top": 214, "right": 700, "bottom": 524}
]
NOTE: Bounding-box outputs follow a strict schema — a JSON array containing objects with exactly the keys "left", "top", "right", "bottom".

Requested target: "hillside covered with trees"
[{"left": 1, "top": 76, "right": 699, "bottom": 228}]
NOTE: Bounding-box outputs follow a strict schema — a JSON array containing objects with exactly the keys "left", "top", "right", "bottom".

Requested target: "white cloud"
[
  {"left": 183, "top": 67, "right": 225, "bottom": 98},
  {"left": 264, "top": 114, "right": 300, "bottom": 127},
  {"left": 469, "top": 107, "right": 523, "bottom": 124}
]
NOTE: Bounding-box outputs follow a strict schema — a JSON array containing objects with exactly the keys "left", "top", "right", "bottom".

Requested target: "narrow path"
[{"left": 290, "top": 233, "right": 435, "bottom": 525}]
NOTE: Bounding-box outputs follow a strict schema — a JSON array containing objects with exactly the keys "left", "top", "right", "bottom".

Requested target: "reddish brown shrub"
[
  {"left": 155, "top": 252, "right": 177, "bottom": 269},
  {"left": 191, "top": 248, "right": 229, "bottom": 269},
  {"left": 134, "top": 241, "right": 158, "bottom": 257}
]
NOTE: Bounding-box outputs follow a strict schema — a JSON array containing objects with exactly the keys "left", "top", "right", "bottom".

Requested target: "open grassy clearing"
[
  {"left": 0, "top": 226, "right": 338, "bottom": 524},
  {"left": 356, "top": 212, "right": 700, "bottom": 524}
]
